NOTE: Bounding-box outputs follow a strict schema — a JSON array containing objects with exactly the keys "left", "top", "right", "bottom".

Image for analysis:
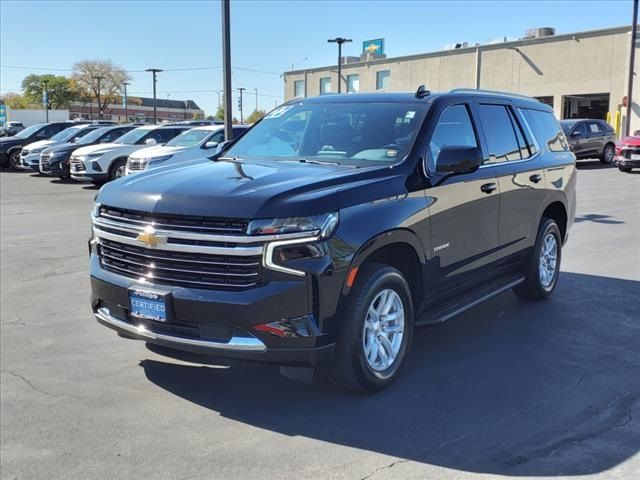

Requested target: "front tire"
[
  {"left": 513, "top": 218, "right": 562, "bottom": 300},
  {"left": 328, "top": 264, "right": 414, "bottom": 393},
  {"left": 8, "top": 150, "right": 21, "bottom": 170},
  {"left": 108, "top": 158, "right": 126, "bottom": 181},
  {"left": 600, "top": 143, "right": 615, "bottom": 165},
  {"left": 619, "top": 166, "right": 632, "bottom": 173}
]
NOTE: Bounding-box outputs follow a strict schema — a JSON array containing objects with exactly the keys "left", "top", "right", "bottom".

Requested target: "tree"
[
  {"left": 0, "top": 93, "right": 38, "bottom": 109},
  {"left": 71, "top": 60, "right": 131, "bottom": 115},
  {"left": 21, "top": 74, "right": 78, "bottom": 109},
  {"left": 214, "top": 105, "right": 225, "bottom": 120},
  {"left": 246, "top": 109, "right": 266, "bottom": 124},
  {"left": 205, "top": 115, "right": 216, "bottom": 121}
]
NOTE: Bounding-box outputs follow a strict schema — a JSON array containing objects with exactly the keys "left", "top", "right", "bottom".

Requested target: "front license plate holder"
[
  {"left": 129, "top": 288, "right": 169, "bottom": 322},
  {"left": 630, "top": 153, "right": 640, "bottom": 160}
]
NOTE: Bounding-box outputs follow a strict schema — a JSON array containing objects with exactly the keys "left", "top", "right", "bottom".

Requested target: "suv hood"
[
  {"left": 48, "top": 141, "right": 84, "bottom": 153},
  {"left": 23, "top": 139, "right": 54, "bottom": 152},
  {"left": 72, "top": 142, "right": 142, "bottom": 156},
  {"left": 129, "top": 145, "right": 187, "bottom": 160},
  {"left": 98, "top": 158, "right": 406, "bottom": 219}
]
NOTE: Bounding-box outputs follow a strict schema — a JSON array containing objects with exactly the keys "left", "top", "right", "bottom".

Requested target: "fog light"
[{"left": 91, "top": 161, "right": 102, "bottom": 172}]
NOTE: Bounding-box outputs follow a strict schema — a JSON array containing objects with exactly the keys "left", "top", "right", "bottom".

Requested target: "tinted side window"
[
  {"left": 209, "top": 130, "right": 225, "bottom": 143},
  {"left": 429, "top": 104, "right": 477, "bottom": 166},
  {"left": 147, "top": 128, "right": 184, "bottom": 144},
  {"left": 572, "top": 122, "right": 586, "bottom": 136},
  {"left": 587, "top": 122, "right": 602, "bottom": 134},
  {"left": 477, "top": 104, "right": 522, "bottom": 163},
  {"left": 521, "top": 109, "right": 569, "bottom": 153},
  {"left": 102, "top": 128, "right": 128, "bottom": 143}
]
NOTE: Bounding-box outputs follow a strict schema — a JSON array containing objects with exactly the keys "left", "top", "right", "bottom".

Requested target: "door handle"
[
  {"left": 529, "top": 174, "right": 542, "bottom": 183},
  {"left": 480, "top": 182, "right": 497, "bottom": 194}
]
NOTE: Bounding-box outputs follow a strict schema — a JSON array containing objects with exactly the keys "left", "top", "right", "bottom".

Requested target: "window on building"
[
  {"left": 319, "top": 77, "right": 332, "bottom": 94},
  {"left": 429, "top": 104, "right": 477, "bottom": 167},
  {"left": 376, "top": 70, "right": 390, "bottom": 90},
  {"left": 346, "top": 74, "right": 360, "bottom": 93},
  {"left": 294, "top": 80, "right": 305, "bottom": 98},
  {"left": 477, "top": 104, "right": 523, "bottom": 163},
  {"left": 534, "top": 96, "right": 554, "bottom": 108}
]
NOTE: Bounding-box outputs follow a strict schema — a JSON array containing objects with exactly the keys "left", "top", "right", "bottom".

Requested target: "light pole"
[
  {"left": 122, "top": 81, "right": 130, "bottom": 123},
  {"left": 92, "top": 75, "right": 104, "bottom": 119},
  {"left": 42, "top": 79, "right": 49, "bottom": 122},
  {"left": 327, "top": 37, "right": 352, "bottom": 93},
  {"left": 221, "top": 0, "right": 233, "bottom": 140},
  {"left": 145, "top": 68, "right": 163, "bottom": 124},
  {"left": 254, "top": 88, "right": 258, "bottom": 112},
  {"left": 238, "top": 87, "right": 246, "bottom": 124},
  {"left": 626, "top": 0, "right": 639, "bottom": 136}
]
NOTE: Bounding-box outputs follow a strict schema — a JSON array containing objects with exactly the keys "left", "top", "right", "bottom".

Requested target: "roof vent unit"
[{"left": 524, "top": 27, "right": 556, "bottom": 39}]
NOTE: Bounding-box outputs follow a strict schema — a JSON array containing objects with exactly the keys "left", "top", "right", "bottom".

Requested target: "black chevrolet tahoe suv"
[{"left": 89, "top": 88, "right": 576, "bottom": 392}]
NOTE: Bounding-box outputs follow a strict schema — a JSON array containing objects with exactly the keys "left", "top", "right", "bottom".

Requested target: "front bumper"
[
  {"left": 21, "top": 152, "right": 43, "bottom": 170},
  {"left": 90, "top": 254, "right": 336, "bottom": 367},
  {"left": 614, "top": 156, "right": 640, "bottom": 168}
]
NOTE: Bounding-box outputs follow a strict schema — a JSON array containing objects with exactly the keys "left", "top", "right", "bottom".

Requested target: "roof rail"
[{"left": 448, "top": 88, "right": 539, "bottom": 101}]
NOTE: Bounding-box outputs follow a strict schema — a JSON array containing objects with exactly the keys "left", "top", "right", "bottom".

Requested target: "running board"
[{"left": 415, "top": 274, "right": 525, "bottom": 326}]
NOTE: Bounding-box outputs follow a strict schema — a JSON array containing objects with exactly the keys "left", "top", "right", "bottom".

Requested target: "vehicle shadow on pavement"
[
  {"left": 141, "top": 272, "right": 640, "bottom": 476},
  {"left": 575, "top": 213, "right": 625, "bottom": 224}
]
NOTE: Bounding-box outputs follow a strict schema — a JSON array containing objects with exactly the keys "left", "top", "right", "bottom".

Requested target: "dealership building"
[
  {"left": 283, "top": 25, "right": 639, "bottom": 136},
  {"left": 69, "top": 97, "right": 204, "bottom": 123}
]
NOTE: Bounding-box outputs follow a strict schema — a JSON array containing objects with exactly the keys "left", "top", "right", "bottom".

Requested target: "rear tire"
[
  {"left": 328, "top": 263, "right": 414, "bottom": 393},
  {"left": 619, "top": 167, "right": 632, "bottom": 173},
  {"left": 513, "top": 218, "right": 562, "bottom": 301},
  {"left": 108, "top": 158, "right": 126, "bottom": 181},
  {"left": 600, "top": 143, "right": 615, "bottom": 165}
]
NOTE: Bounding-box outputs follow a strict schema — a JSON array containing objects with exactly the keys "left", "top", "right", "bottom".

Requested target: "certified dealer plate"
[
  {"left": 630, "top": 153, "right": 640, "bottom": 160},
  {"left": 129, "top": 288, "right": 167, "bottom": 322}
]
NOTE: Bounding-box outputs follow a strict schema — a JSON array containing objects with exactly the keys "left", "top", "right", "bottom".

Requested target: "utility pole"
[
  {"left": 254, "top": 88, "right": 258, "bottom": 112},
  {"left": 42, "top": 79, "right": 49, "bottom": 122},
  {"left": 327, "top": 37, "right": 352, "bottom": 93},
  {"left": 238, "top": 87, "right": 246, "bottom": 124},
  {"left": 122, "top": 81, "right": 130, "bottom": 123},
  {"left": 145, "top": 68, "right": 163, "bottom": 124},
  {"left": 92, "top": 75, "right": 104, "bottom": 119},
  {"left": 221, "top": 0, "right": 233, "bottom": 140},
  {"left": 626, "top": 0, "right": 639, "bottom": 136}
]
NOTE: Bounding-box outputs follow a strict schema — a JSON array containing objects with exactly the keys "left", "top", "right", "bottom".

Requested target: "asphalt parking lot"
[{"left": 1, "top": 164, "right": 639, "bottom": 480}]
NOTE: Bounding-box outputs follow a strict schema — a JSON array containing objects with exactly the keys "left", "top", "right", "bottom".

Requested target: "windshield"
[
  {"left": 166, "top": 129, "right": 212, "bottom": 147},
  {"left": 14, "top": 123, "right": 47, "bottom": 139},
  {"left": 50, "top": 126, "right": 84, "bottom": 142},
  {"left": 114, "top": 127, "right": 151, "bottom": 145},
  {"left": 76, "top": 126, "right": 111, "bottom": 145},
  {"left": 224, "top": 101, "right": 428, "bottom": 165}
]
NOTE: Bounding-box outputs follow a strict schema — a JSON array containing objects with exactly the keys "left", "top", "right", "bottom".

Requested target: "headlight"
[
  {"left": 91, "top": 202, "right": 101, "bottom": 219},
  {"left": 86, "top": 152, "right": 104, "bottom": 159},
  {"left": 248, "top": 212, "right": 338, "bottom": 238},
  {"left": 31, "top": 147, "right": 44, "bottom": 154},
  {"left": 148, "top": 155, "right": 173, "bottom": 166}
]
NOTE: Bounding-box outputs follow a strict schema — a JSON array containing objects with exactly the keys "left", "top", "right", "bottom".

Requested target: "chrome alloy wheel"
[
  {"left": 539, "top": 233, "right": 558, "bottom": 289},
  {"left": 362, "top": 289, "right": 405, "bottom": 372},
  {"left": 115, "top": 164, "right": 126, "bottom": 178},
  {"left": 603, "top": 144, "right": 614, "bottom": 163}
]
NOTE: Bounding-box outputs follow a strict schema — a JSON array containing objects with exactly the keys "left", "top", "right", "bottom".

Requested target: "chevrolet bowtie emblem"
[{"left": 136, "top": 227, "right": 166, "bottom": 248}]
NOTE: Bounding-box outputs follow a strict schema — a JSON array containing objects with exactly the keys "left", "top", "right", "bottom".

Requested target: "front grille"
[
  {"left": 127, "top": 158, "right": 147, "bottom": 171},
  {"left": 99, "top": 205, "right": 249, "bottom": 235},
  {"left": 98, "top": 239, "right": 263, "bottom": 290}
]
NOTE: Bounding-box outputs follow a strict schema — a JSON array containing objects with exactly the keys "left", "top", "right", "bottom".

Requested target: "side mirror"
[
  {"left": 216, "top": 140, "right": 231, "bottom": 152},
  {"left": 570, "top": 130, "right": 583, "bottom": 137},
  {"left": 435, "top": 146, "right": 482, "bottom": 174},
  {"left": 204, "top": 141, "right": 219, "bottom": 149},
  {"left": 144, "top": 138, "right": 157, "bottom": 145}
]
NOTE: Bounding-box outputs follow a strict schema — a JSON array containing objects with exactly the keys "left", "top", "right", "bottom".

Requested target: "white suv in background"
[
  {"left": 125, "top": 125, "right": 250, "bottom": 175},
  {"left": 69, "top": 125, "right": 189, "bottom": 183}
]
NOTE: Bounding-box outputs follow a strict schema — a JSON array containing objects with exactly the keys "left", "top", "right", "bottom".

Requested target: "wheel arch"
[
  {"left": 540, "top": 200, "right": 568, "bottom": 243},
  {"left": 341, "top": 229, "right": 426, "bottom": 309}
]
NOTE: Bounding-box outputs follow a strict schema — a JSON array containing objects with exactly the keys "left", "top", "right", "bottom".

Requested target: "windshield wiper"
[{"left": 298, "top": 158, "right": 342, "bottom": 166}]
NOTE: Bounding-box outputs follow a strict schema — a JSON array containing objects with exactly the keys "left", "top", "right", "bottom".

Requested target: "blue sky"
[{"left": 0, "top": 0, "right": 631, "bottom": 117}]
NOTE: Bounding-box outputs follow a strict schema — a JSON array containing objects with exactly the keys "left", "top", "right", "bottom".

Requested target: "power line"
[{"left": 0, "top": 64, "right": 283, "bottom": 76}]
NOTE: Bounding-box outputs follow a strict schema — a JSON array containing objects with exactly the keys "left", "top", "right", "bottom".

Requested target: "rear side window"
[
  {"left": 588, "top": 122, "right": 602, "bottom": 134},
  {"left": 429, "top": 104, "right": 478, "bottom": 166},
  {"left": 521, "top": 109, "right": 569, "bottom": 153},
  {"left": 101, "top": 127, "right": 130, "bottom": 143},
  {"left": 477, "top": 104, "right": 522, "bottom": 163}
]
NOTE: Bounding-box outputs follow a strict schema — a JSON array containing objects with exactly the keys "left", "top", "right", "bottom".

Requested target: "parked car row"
[{"left": 0, "top": 120, "right": 250, "bottom": 183}]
